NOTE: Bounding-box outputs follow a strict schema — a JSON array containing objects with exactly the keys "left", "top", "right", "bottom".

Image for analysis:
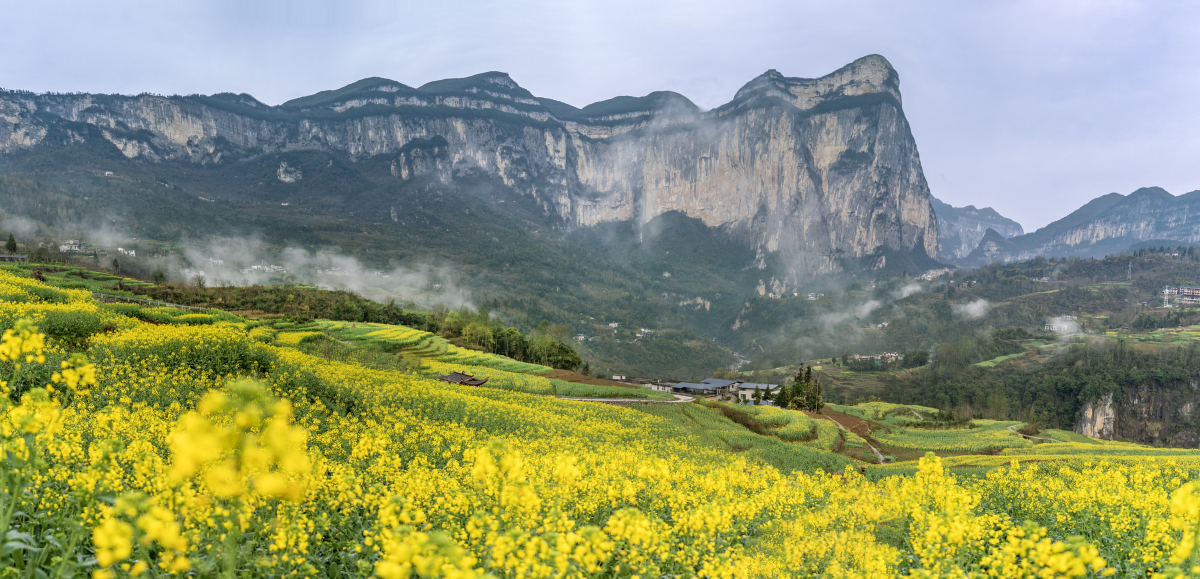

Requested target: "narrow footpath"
[
  {"left": 1007, "top": 423, "right": 1062, "bottom": 444},
  {"left": 820, "top": 412, "right": 887, "bottom": 463}
]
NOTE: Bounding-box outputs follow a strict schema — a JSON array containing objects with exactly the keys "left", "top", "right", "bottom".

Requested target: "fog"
[
  {"left": 5, "top": 214, "right": 475, "bottom": 308},
  {"left": 953, "top": 298, "right": 990, "bottom": 320},
  {"left": 1047, "top": 316, "right": 1081, "bottom": 338},
  {"left": 174, "top": 236, "right": 474, "bottom": 308}
]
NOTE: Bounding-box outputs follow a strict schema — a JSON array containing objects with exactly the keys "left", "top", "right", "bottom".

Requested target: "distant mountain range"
[
  {"left": 930, "top": 196, "right": 1024, "bottom": 262},
  {"left": 958, "top": 187, "right": 1200, "bottom": 267}
]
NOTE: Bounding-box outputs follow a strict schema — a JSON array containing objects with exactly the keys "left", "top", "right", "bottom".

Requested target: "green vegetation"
[{"left": 630, "top": 403, "right": 855, "bottom": 474}]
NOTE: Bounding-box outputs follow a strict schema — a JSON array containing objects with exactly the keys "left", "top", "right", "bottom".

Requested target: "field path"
[
  {"left": 815, "top": 409, "right": 888, "bottom": 463},
  {"left": 1007, "top": 423, "right": 1062, "bottom": 444}
]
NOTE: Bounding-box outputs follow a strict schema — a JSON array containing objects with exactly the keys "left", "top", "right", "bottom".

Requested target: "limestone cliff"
[
  {"left": 962, "top": 187, "right": 1200, "bottom": 267},
  {"left": 1077, "top": 383, "right": 1200, "bottom": 447},
  {"left": 0, "top": 55, "right": 939, "bottom": 281},
  {"left": 930, "top": 196, "right": 1023, "bottom": 262}
]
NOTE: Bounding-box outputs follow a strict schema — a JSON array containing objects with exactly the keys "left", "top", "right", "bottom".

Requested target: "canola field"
[{"left": 5, "top": 268, "right": 1200, "bottom": 577}]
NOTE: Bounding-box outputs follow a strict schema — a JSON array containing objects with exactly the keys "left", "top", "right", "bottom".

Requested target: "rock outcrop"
[
  {"left": 1077, "top": 382, "right": 1200, "bottom": 447},
  {"left": 1076, "top": 393, "right": 1116, "bottom": 440},
  {"left": 962, "top": 187, "right": 1200, "bottom": 267},
  {"left": 0, "top": 55, "right": 940, "bottom": 281},
  {"left": 930, "top": 196, "right": 1023, "bottom": 262}
]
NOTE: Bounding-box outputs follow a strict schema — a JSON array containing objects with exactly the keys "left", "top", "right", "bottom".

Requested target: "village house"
[
  {"left": 1178, "top": 286, "right": 1200, "bottom": 304},
  {"left": 736, "top": 382, "right": 779, "bottom": 402}
]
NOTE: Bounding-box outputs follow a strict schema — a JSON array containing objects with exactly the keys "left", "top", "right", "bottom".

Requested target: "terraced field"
[{"left": 261, "top": 319, "right": 553, "bottom": 374}]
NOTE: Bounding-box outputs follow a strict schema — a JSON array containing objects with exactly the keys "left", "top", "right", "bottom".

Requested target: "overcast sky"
[{"left": 2, "top": 0, "right": 1197, "bottom": 231}]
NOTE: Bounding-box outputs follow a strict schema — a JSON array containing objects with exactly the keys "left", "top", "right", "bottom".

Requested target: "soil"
[{"left": 819, "top": 408, "right": 889, "bottom": 439}]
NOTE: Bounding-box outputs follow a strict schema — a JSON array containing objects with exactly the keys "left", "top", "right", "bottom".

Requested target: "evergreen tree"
[
  {"left": 789, "top": 365, "right": 825, "bottom": 412},
  {"left": 4, "top": 233, "right": 15, "bottom": 253}
]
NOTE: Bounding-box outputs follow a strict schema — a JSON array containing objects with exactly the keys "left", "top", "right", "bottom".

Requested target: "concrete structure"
[{"left": 1178, "top": 286, "right": 1200, "bottom": 304}]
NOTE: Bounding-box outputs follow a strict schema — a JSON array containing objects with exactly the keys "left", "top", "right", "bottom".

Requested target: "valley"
[{"left": 3, "top": 47, "right": 1200, "bottom": 578}]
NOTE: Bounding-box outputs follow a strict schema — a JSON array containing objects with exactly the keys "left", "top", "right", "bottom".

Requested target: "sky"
[{"left": 2, "top": 0, "right": 1197, "bottom": 232}]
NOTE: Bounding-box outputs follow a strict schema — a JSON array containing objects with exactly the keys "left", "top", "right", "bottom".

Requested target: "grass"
[
  {"left": 975, "top": 352, "right": 1026, "bottom": 367},
  {"left": 264, "top": 319, "right": 554, "bottom": 375},
  {"left": 0, "top": 263, "right": 156, "bottom": 295},
  {"left": 631, "top": 403, "right": 855, "bottom": 475}
]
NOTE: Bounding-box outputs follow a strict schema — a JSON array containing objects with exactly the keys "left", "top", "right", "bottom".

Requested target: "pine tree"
[{"left": 4, "top": 233, "right": 15, "bottom": 253}]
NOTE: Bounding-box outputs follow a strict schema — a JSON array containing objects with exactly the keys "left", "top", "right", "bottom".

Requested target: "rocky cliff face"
[
  {"left": 930, "top": 196, "right": 1023, "bottom": 262},
  {"left": 1076, "top": 394, "right": 1116, "bottom": 440},
  {"left": 962, "top": 187, "right": 1200, "bottom": 267},
  {"left": 1077, "top": 382, "right": 1200, "bottom": 447},
  {"left": 0, "top": 55, "right": 939, "bottom": 282}
]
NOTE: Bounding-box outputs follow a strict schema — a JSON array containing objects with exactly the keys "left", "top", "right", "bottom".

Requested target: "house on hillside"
[
  {"left": 1178, "top": 286, "right": 1200, "bottom": 304},
  {"left": 736, "top": 382, "right": 779, "bottom": 402}
]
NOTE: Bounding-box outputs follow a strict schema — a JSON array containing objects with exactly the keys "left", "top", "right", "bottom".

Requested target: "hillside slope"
[{"left": 960, "top": 187, "right": 1200, "bottom": 266}]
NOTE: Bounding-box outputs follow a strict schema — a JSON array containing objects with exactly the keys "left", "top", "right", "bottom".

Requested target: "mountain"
[
  {"left": 929, "top": 196, "right": 1023, "bottom": 262},
  {"left": 0, "top": 55, "right": 938, "bottom": 286},
  {"left": 960, "top": 187, "right": 1200, "bottom": 267},
  {"left": 0, "top": 55, "right": 943, "bottom": 376}
]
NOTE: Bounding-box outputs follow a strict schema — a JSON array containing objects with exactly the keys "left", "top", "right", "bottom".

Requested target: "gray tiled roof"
[
  {"left": 674, "top": 382, "right": 724, "bottom": 390},
  {"left": 737, "top": 382, "right": 779, "bottom": 390}
]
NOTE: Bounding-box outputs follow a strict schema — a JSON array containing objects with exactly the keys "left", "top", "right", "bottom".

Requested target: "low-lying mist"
[
  {"left": 169, "top": 236, "right": 473, "bottom": 308},
  {"left": 2, "top": 212, "right": 475, "bottom": 309}
]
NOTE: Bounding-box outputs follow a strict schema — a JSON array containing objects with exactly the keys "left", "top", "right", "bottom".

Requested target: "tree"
[
  {"left": 528, "top": 334, "right": 582, "bottom": 370},
  {"left": 462, "top": 323, "right": 495, "bottom": 350},
  {"left": 789, "top": 365, "right": 825, "bottom": 412},
  {"left": 4, "top": 233, "right": 15, "bottom": 253},
  {"left": 775, "top": 383, "right": 792, "bottom": 409},
  {"left": 903, "top": 349, "right": 929, "bottom": 368}
]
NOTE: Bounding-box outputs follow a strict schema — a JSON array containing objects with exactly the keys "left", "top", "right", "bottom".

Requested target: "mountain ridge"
[
  {"left": 961, "top": 186, "right": 1200, "bottom": 266},
  {"left": 0, "top": 54, "right": 940, "bottom": 290},
  {"left": 929, "top": 195, "right": 1024, "bottom": 262}
]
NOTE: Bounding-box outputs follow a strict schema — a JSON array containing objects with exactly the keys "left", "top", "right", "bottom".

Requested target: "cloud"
[
  {"left": 0, "top": 215, "right": 38, "bottom": 239},
  {"left": 893, "top": 283, "right": 923, "bottom": 299},
  {"left": 1047, "top": 316, "right": 1081, "bottom": 338},
  {"left": 953, "top": 298, "right": 990, "bottom": 319},
  {"left": 175, "top": 236, "right": 473, "bottom": 308},
  {"left": 854, "top": 300, "right": 881, "bottom": 318}
]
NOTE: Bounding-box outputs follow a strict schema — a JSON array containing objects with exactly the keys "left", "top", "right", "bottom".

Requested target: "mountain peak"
[
  {"left": 575, "top": 91, "right": 698, "bottom": 121},
  {"left": 731, "top": 55, "right": 901, "bottom": 112},
  {"left": 418, "top": 71, "right": 535, "bottom": 99},
  {"left": 281, "top": 77, "right": 414, "bottom": 109},
  {"left": 1127, "top": 186, "right": 1172, "bottom": 200}
]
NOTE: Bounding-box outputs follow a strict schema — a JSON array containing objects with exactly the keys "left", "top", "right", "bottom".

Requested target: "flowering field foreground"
[{"left": 2, "top": 269, "right": 1200, "bottom": 577}]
